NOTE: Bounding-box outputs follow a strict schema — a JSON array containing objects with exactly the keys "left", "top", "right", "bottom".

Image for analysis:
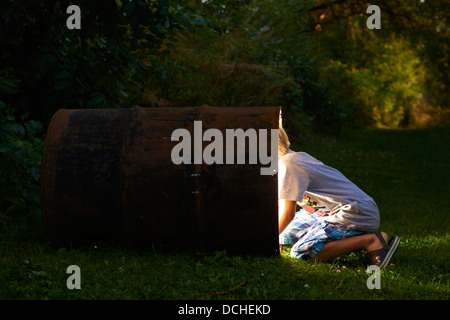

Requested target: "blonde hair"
[{"left": 278, "top": 110, "right": 291, "bottom": 159}]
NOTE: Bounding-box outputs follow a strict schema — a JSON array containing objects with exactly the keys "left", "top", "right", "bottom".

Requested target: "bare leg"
[{"left": 313, "top": 232, "right": 388, "bottom": 261}]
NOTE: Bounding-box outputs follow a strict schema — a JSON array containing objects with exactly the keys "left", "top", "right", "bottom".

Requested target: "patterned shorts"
[{"left": 279, "top": 209, "right": 367, "bottom": 261}]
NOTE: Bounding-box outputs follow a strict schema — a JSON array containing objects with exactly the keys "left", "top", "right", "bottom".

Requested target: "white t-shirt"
[{"left": 278, "top": 150, "right": 380, "bottom": 232}]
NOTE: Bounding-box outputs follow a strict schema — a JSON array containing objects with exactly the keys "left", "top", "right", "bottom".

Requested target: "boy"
[{"left": 278, "top": 123, "right": 400, "bottom": 267}]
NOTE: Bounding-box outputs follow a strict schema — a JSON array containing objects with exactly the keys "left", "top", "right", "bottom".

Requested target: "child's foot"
[
  {"left": 367, "top": 232, "right": 400, "bottom": 268},
  {"left": 366, "top": 232, "right": 388, "bottom": 252}
]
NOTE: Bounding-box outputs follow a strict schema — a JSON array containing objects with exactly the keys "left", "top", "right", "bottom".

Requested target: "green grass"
[{"left": 1, "top": 128, "right": 449, "bottom": 300}]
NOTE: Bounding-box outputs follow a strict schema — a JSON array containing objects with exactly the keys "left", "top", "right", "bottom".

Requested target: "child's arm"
[{"left": 278, "top": 199, "right": 297, "bottom": 235}]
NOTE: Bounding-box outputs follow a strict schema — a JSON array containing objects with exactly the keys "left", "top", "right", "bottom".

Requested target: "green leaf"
[
  {"left": 0, "top": 78, "right": 20, "bottom": 94},
  {"left": 54, "top": 81, "right": 67, "bottom": 90},
  {"left": 3, "top": 123, "right": 25, "bottom": 136},
  {"left": 23, "top": 120, "right": 43, "bottom": 135},
  {"left": 124, "top": 1, "right": 135, "bottom": 15},
  {"left": 53, "top": 70, "right": 71, "bottom": 80},
  {"left": 87, "top": 93, "right": 104, "bottom": 106}
]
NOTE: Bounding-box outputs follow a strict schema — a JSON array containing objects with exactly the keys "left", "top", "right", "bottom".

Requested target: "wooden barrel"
[{"left": 41, "top": 105, "right": 279, "bottom": 255}]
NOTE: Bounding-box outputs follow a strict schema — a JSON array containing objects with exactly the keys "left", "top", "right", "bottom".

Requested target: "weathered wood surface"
[{"left": 41, "top": 105, "right": 279, "bottom": 255}]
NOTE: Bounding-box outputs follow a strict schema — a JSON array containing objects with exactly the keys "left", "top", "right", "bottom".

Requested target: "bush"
[
  {"left": 0, "top": 75, "right": 44, "bottom": 240},
  {"left": 0, "top": 0, "right": 175, "bottom": 124}
]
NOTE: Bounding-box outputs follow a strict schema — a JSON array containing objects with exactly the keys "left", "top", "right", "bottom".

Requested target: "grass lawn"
[{"left": 0, "top": 127, "right": 449, "bottom": 301}]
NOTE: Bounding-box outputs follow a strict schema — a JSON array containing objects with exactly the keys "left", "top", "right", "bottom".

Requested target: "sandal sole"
[{"left": 380, "top": 236, "right": 400, "bottom": 268}]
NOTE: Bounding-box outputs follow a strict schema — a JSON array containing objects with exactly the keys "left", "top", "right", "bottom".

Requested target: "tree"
[
  {"left": 0, "top": 0, "right": 174, "bottom": 124},
  {"left": 305, "top": 0, "right": 448, "bottom": 127}
]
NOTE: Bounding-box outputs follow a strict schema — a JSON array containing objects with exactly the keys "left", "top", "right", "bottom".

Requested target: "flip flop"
[{"left": 367, "top": 232, "right": 400, "bottom": 268}]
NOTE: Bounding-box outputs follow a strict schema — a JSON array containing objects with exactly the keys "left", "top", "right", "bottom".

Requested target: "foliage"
[
  {"left": 0, "top": 0, "right": 176, "bottom": 123},
  {"left": 379, "top": 0, "right": 449, "bottom": 112},
  {"left": 307, "top": 0, "right": 449, "bottom": 128},
  {"left": 144, "top": 0, "right": 448, "bottom": 131},
  {"left": 320, "top": 34, "right": 426, "bottom": 128},
  {"left": 0, "top": 73, "right": 44, "bottom": 239},
  {"left": 0, "top": 102, "right": 43, "bottom": 208},
  {"left": 143, "top": 0, "right": 322, "bottom": 136},
  {"left": 1, "top": 0, "right": 447, "bottom": 129}
]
